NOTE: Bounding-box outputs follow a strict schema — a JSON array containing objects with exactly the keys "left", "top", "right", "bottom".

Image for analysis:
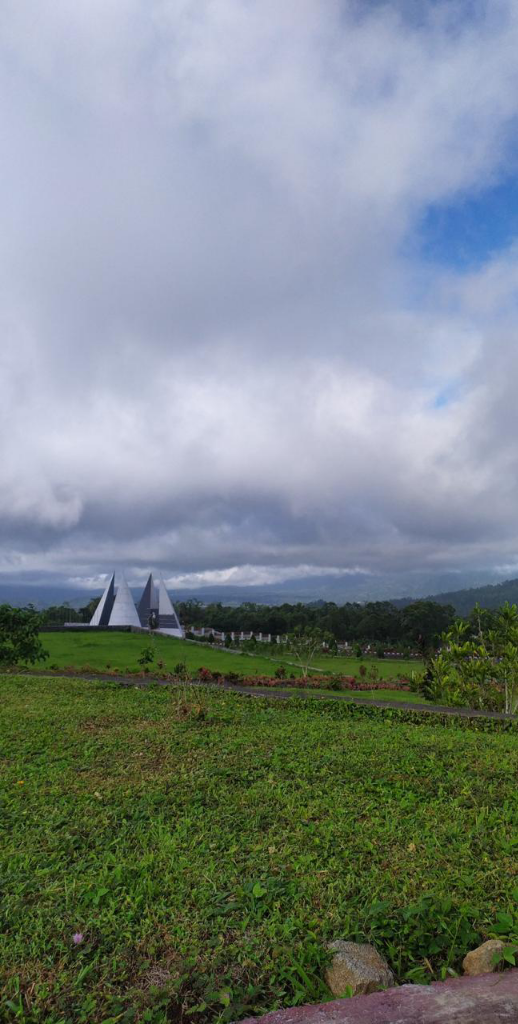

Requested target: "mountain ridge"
[{"left": 2, "top": 571, "right": 518, "bottom": 615}]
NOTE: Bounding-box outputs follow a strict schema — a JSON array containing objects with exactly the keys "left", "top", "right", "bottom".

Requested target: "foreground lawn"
[
  {"left": 40, "top": 631, "right": 421, "bottom": 682},
  {"left": 1, "top": 676, "right": 517, "bottom": 1024}
]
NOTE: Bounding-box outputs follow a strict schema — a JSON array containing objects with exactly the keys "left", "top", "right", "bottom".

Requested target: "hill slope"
[{"left": 395, "top": 578, "right": 518, "bottom": 616}]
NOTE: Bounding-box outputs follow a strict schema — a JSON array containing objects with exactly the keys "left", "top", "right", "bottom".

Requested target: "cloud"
[{"left": 2, "top": 0, "right": 518, "bottom": 590}]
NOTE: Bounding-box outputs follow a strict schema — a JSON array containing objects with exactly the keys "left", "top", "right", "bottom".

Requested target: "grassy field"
[
  {"left": 300, "top": 653, "right": 421, "bottom": 678},
  {"left": 40, "top": 631, "right": 421, "bottom": 683},
  {"left": 1, "top": 674, "right": 517, "bottom": 1024}
]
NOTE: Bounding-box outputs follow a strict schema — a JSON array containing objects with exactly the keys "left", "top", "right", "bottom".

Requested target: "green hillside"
[{"left": 414, "top": 577, "right": 518, "bottom": 616}]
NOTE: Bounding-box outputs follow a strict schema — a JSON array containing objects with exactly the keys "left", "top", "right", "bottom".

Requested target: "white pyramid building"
[
  {"left": 108, "top": 574, "right": 141, "bottom": 627},
  {"left": 89, "top": 571, "right": 183, "bottom": 634}
]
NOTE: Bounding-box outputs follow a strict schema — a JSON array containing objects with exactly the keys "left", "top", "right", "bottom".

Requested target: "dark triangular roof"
[
  {"left": 137, "top": 573, "right": 159, "bottom": 627},
  {"left": 90, "top": 573, "right": 115, "bottom": 626}
]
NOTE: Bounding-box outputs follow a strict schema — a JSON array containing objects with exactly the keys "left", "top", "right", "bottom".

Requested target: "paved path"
[
  {"left": 238, "top": 969, "right": 518, "bottom": 1024},
  {"left": 20, "top": 670, "right": 517, "bottom": 722}
]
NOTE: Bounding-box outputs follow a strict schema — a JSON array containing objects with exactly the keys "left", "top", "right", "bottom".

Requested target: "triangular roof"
[
  {"left": 158, "top": 577, "right": 181, "bottom": 630},
  {"left": 109, "top": 574, "right": 141, "bottom": 627},
  {"left": 137, "top": 573, "right": 159, "bottom": 625},
  {"left": 90, "top": 573, "right": 115, "bottom": 626}
]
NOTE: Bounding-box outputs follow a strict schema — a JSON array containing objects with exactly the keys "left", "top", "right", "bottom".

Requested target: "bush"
[
  {"left": 172, "top": 661, "right": 189, "bottom": 680},
  {"left": 225, "top": 671, "right": 240, "bottom": 683},
  {"left": 197, "top": 667, "right": 214, "bottom": 682},
  {"left": 137, "top": 645, "right": 155, "bottom": 668},
  {"left": 324, "top": 676, "right": 343, "bottom": 691},
  {"left": 274, "top": 665, "right": 286, "bottom": 679},
  {"left": 0, "top": 604, "right": 48, "bottom": 668}
]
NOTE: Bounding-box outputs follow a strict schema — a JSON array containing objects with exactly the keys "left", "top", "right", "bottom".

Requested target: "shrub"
[
  {"left": 172, "top": 661, "right": 189, "bottom": 680},
  {"left": 197, "top": 667, "right": 214, "bottom": 682},
  {"left": 137, "top": 645, "right": 155, "bottom": 669},
  {"left": 225, "top": 671, "right": 240, "bottom": 683},
  {"left": 0, "top": 604, "right": 48, "bottom": 668},
  {"left": 324, "top": 676, "right": 343, "bottom": 691}
]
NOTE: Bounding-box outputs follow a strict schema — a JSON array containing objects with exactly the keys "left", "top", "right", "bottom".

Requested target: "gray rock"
[
  {"left": 325, "top": 940, "right": 394, "bottom": 997},
  {"left": 462, "top": 939, "right": 505, "bottom": 976}
]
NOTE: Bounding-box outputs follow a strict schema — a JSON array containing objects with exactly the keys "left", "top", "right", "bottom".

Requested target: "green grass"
[
  {"left": 1, "top": 675, "right": 517, "bottom": 1024},
  {"left": 306, "top": 654, "right": 421, "bottom": 678},
  {"left": 40, "top": 631, "right": 421, "bottom": 683},
  {"left": 290, "top": 687, "right": 429, "bottom": 703}
]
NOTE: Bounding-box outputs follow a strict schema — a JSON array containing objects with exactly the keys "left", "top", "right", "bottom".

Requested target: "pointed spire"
[
  {"left": 109, "top": 574, "right": 141, "bottom": 627},
  {"left": 90, "top": 573, "right": 115, "bottom": 626}
]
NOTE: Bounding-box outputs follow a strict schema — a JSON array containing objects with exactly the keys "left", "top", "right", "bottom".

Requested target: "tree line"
[
  {"left": 39, "top": 595, "right": 457, "bottom": 651},
  {"left": 178, "top": 598, "right": 456, "bottom": 652}
]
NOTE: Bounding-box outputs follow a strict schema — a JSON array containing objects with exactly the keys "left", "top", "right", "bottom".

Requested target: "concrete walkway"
[{"left": 238, "top": 969, "right": 518, "bottom": 1024}]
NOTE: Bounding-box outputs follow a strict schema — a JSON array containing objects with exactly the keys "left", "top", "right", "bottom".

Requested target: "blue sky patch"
[{"left": 418, "top": 177, "right": 518, "bottom": 269}]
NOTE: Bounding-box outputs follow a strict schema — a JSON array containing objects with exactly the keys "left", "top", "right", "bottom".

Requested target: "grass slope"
[
  {"left": 40, "top": 631, "right": 421, "bottom": 682},
  {"left": 1, "top": 675, "right": 517, "bottom": 1024}
]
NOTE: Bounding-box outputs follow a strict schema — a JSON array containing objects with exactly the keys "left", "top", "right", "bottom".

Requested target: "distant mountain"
[
  {"left": 0, "top": 567, "right": 506, "bottom": 610},
  {"left": 0, "top": 584, "right": 97, "bottom": 610},
  {"left": 169, "top": 570, "right": 502, "bottom": 606},
  {"left": 394, "top": 577, "right": 518, "bottom": 616}
]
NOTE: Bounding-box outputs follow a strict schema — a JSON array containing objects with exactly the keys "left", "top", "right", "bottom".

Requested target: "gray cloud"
[{"left": 2, "top": 0, "right": 518, "bottom": 591}]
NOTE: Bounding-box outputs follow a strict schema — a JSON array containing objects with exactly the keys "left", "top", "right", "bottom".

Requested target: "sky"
[{"left": 2, "top": 0, "right": 518, "bottom": 594}]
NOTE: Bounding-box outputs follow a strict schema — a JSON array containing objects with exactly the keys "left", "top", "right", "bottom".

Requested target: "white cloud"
[{"left": 2, "top": 1, "right": 518, "bottom": 587}]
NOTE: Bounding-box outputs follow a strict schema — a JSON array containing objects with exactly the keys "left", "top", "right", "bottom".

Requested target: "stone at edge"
[
  {"left": 237, "top": 968, "right": 518, "bottom": 1024},
  {"left": 325, "top": 940, "right": 394, "bottom": 996},
  {"left": 463, "top": 939, "right": 506, "bottom": 976}
]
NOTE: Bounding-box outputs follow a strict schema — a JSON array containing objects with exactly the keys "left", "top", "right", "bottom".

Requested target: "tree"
[
  {"left": 429, "top": 602, "right": 518, "bottom": 714},
  {"left": 0, "top": 604, "right": 48, "bottom": 667},
  {"left": 401, "top": 601, "right": 455, "bottom": 654},
  {"left": 79, "top": 596, "right": 100, "bottom": 622},
  {"left": 285, "top": 626, "right": 332, "bottom": 678}
]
